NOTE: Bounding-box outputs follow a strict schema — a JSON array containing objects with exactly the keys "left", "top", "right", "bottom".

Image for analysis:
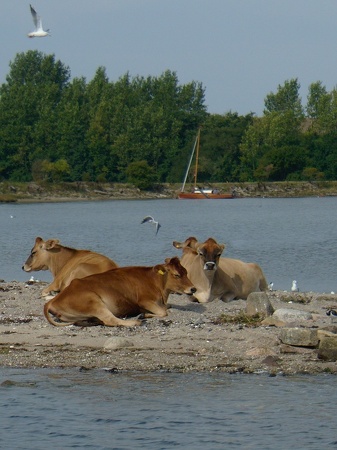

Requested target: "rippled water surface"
[
  {"left": 1, "top": 369, "right": 337, "bottom": 449},
  {"left": 1, "top": 197, "right": 337, "bottom": 292}
]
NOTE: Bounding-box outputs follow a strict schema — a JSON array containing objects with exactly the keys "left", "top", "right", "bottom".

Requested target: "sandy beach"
[{"left": 1, "top": 280, "right": 337, "bottom": 374}]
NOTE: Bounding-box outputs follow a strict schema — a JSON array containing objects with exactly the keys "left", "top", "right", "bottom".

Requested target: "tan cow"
[
  {"left": 173, "top": 236, "right": 268, "bottom": 303},
  {"left": 23, "top": 237, "right": 118, "bottom": 297},
  {"left": 43, "top": 257, "right": 196, "bottom": 327}
]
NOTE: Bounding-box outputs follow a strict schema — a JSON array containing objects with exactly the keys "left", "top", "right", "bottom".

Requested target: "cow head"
[
  {"left": 195, "top": 238, "right": 225, "bottom": 271},
  {"left": 155, "top": 256, "right": 196, "bottom": 296},
  {"left": 22, "top": 237, "right": 61, "bottom": 272}
]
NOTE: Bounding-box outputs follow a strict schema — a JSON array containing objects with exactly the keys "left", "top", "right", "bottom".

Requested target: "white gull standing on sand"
[
  {"left": 28, "top": 4, "right": 50, "bottom": 38},
  {"left": 291, "top": 280, "right": 299, "bottom": 292}
]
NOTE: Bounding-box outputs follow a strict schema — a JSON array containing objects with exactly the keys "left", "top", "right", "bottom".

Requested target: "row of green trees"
[
  {"left": 0, "top": 51, "right": 206, "bottom": 185},
  {"left": 0, "top": 51, "right": 336, "bottom": 186},
  {"left": 240, "top": 79, "right": 337, "bottom": 182}
]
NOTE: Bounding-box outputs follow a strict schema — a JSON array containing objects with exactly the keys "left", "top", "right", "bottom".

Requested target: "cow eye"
[{"left": 174, "top": 274, "right": 181, "bottom": 278}]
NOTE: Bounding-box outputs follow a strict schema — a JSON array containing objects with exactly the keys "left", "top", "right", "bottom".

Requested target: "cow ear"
[
  {"left": 195, "top": 242, "right": 202, "bottom": 252},
  {"left": 186, "top": 237, "right": 198, "bottom": 248},
  {"left": 220, "top": 244, "right": 226, "bottom": 252},
  {"left": 154, "top": 264, "right": 167, "bottom": 275},
  {"left": 165, "top": 256, "right": 180, "bottom": 265},
  {"left": 44, "top": 239, "right": 60, "bottom": 250},
  {"left": 172, "top": 241, "right": 182, "bottom": 249}
]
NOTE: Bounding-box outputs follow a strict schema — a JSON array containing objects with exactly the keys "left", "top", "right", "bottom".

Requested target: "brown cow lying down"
[
  {"left": 173, "top": 237, "right": 268, "bottom": 303},
  {"left": 23, "top": 237, "right": 118, "bottom": 297},
  {"left": 44, "top": 257, "right": 196, "bottom": 327}
]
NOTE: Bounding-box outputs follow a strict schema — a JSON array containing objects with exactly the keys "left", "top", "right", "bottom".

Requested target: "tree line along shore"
[{"left": 1, "top": 52, "right": 337, "bottom": 188}]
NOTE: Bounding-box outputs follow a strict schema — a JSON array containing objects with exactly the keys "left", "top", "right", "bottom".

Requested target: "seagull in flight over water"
[
  {"left": 141, "top": 216, "right": 161, "bottom": 235},
  {"left": 28, "top": 4, "right": 50, "bottom": 38}
]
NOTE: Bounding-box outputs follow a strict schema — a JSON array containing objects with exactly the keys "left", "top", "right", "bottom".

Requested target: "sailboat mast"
[
  {"left": 180, "top": 131, "right": 198, "bottom": 193},
  {"left": 193, "top": 128, "right": 200, "bottom": 190}
]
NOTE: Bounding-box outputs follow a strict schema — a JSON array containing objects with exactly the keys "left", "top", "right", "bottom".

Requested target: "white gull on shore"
[{"left": 291, "top": 280, "right": 299, "bottom": 292}]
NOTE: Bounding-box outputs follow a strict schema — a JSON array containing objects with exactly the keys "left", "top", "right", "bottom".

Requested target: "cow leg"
[
  {"left": 138, "top": 301, "right": 168, "bottom": 319},
  {"left": 94, "top": 307, "right": 142, "bottom": 327},
  {"left": 42, "top": 267, "right": 81, "bottom": 296},
  {"left": 42, "top": 281, "right": 60, "bottom": 297},
  {"left": 220, "top": 292, "right": 236, "bottom": 302}
]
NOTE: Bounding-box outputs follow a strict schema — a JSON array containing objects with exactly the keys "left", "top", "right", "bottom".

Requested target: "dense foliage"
[{"left": 0, "top": 51, "right": 336, "bottom": 186}]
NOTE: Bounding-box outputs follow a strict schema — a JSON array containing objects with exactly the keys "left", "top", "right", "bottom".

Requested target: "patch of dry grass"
[{"left": 212, "top": 311, "right": 264, "bottom": 327}]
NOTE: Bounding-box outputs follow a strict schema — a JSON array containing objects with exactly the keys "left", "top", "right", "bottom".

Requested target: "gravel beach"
[{"left": 1, "top": 280, "right": 337, "bottom": 375}]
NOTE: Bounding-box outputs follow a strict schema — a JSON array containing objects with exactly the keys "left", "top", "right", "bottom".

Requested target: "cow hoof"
[{"left": 134, "top": 316, "right": 147, "bottom": 326}]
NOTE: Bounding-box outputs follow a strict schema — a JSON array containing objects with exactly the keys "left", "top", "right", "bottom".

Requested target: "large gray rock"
[
  {"left": 245, "top": 292, "right": 274, "bottom": 316},
  {"left": 279, "top": 327, "right": 319, "bottom": 347},
  {"left": 104, "top": 337, "right": 135, "bottom": 350},
  {"left": 317, "top": 336, "right": 337, "bottom": 361},
  {"left": 272, "top": 308, "right": 312, "bottom": 323}
]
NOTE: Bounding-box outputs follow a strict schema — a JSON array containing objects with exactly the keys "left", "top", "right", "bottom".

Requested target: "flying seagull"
[
  {"left": 28, "top": 4, "right": 50, "bottom": 38},
  {"left": 141, "top": 216, "right": 161, "bottom": 235}
]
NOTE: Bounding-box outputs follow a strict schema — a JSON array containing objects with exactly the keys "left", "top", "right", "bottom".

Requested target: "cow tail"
[{"left": 44, "top": 302, "right": 72, "bottom": 327}]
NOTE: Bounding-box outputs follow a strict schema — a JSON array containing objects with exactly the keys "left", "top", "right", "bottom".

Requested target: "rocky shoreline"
[
  {"left": 1, "top": 281, "right": 337, "bottom": 374},
  {"left": 1, "top": 180, "right": 337, "bottom": 203}
]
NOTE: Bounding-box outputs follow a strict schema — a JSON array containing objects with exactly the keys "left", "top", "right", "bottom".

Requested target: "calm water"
[
  {"left": 1, "top": 197, "right": 337, "bottom": 449},
  {"left": 1, "top": 369, "right": 337, "bottom": 449},
  {"left": 1, "top": 197, "right": 337, "bottom": 292}
]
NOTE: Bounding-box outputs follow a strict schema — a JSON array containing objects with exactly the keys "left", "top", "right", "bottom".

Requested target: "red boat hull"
[{"left": 178, "top": 192, "right": 233, "bottom": 199}]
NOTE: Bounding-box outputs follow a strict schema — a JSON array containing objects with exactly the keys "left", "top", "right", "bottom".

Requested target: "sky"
[{"left": 2, "top": 0, "right": 337, "bottom": 116}]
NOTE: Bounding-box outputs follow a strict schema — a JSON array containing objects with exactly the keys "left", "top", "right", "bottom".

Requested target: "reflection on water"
[
  {"left": 1, "top": 369, "right": 337, "bottom": 449},
  {"left": 1, "top": 197, "right": 337, "bottom": 292}
]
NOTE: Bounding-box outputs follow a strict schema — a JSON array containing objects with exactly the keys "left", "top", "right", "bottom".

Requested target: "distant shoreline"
[{"left": 1, "top": 181, "right": 337, "bottom": 203}]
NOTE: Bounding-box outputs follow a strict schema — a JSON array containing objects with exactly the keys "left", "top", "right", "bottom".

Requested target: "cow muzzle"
[
  {"left": 185, "top": 286, "right": 197, "bottom": 295},
  {"left": 204, "top": 262, "right": 216, "bottom": 271}
]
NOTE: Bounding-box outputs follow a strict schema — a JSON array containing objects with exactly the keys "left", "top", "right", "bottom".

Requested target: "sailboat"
[{"left": 178, "top": 128, "right": 234, "bottom": 199}]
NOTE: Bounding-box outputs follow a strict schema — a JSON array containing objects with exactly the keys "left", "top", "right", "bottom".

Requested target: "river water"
[
  {"left": 1, "top": 196, "right": 337, "bottom": 292},
  {"left": 1, "top": 197, "right": 337, "bottom": 448},
  {"left": 1, "top": 369, "right": 337, "bottom": 449}
]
